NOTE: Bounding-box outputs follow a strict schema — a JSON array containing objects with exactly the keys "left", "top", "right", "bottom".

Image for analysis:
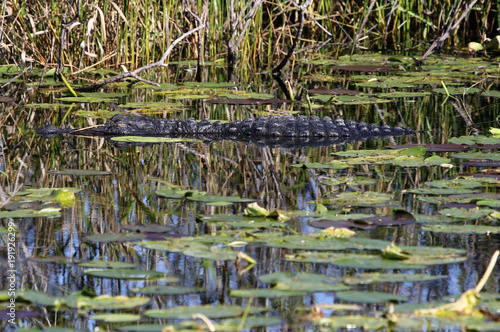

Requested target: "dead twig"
[
  {"left": 80, "top": 25, "right": 204, "bottom": 90},
  {"left": 418, "top": 0, "right": 478, "bottom": 65},
  {"left": 273, "top": 0, "right": 313, "bottom": 73}
]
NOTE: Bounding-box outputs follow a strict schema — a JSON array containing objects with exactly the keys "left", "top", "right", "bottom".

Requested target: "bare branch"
[
  {"left": 418, "top": 0, "right": 477, "bottom": 65},
  {"left": 273, "top": 0, "right": 313, "bottom": 73},
  {"left": 80, "top": 25, "right": 204, "bottom": 90}
]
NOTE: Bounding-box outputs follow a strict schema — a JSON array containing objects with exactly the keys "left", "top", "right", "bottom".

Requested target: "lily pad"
[
  {"left": 343, "top": 272, "right": 444, "bottom": 285},
  {"left": 84, "top": 233, "right": 146, "bottom": 243},
  {"left": 186, "top": 195, "right": 255, "bottom": 204},
  {"left": 84, "top": 269, "right": 172, "bottom": 280},
  {"left": 131, "top": 286, "right": 202, "bottom": 295},
  {"left": 422, "top": 224, "right": 500, "bottom": 234},
  {"left": 287, "top": 246, "right": 466, "bottom": 269},
  {"left": 316, "top": 191, "right": 396, "bottom": 207},
  {"left": 335, "top": 291, "right": 408, "bottom": 303},
  {"left": 438, "top": 207, "right": 497, "bottom": 220},
  {"left": 230, "top": 288, "right": 308, "bottom": 298},
  {"left": 78, "top": 295, "right": 150, "bottom": 310},
  {"left": 144, "top": 305, "right": 261, "bottom": 319},
  {"left": 91, "top": 313, "right": 141, "bottom": 322},
  {"left": 78, "top": 261, "right": 136, "bottom": 269}
]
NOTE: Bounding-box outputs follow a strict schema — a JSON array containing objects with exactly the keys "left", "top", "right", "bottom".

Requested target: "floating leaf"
[
  {"left": 230, "top": 289, "right": 308, "bottom": 298},
  {"left": 425, "top": 179, "right": 483, "bottom": 189},
  {"left": 451, "top": 152, "right": 500, "bottom": 161},
  {"left": 131, "top": 285, "right": 202, "bottom": 295},
  {"left": 50, "top": 189, "right": 76, "bottom": 207},
  {"left": 84, "top": 269, "right": 172, "bottom": 280},
  {"left": 84, "top": 233, "right": 146, "bottom": 243},
  {"left": 243, "top": 202, "right": 269, "bottom": 217},
  {"left": 145, "top": 305, "right": 261, "bottom": 319},
  {"left": 448, "top": 135, "right": 500, "bottom": 146},
  {"left": 316, "top": 191, "right": 396, "bottom": 207},
  {"left": 438, "top": 207, "right": 497, "bottom": 220},
  {"left": 78, "top": 295, "right": 150, "bottom": 310},
  {"left": 92, "top": 313, "right": 141, "bottom": 322},
  {"left": 287, "top": 246, "right": 466, "bottom": 269},
  {"left": 217, "top": 316, "right": 283, "bottom": 329},
  {"left": 78, "top": 261, "right": 136, "bottom": 269},
  {"left": 343, "top": 272, "right": 444, "bottom": 285},
  {"left": 432, "top": 87, "right": 481, "bottom": 95},
  {"left": 422, "top": 224, "right": 500, "bottom": 234},
  {"left": 186, "top": 195, "right": 255, "bottom": 204},
  {"left": 336, "top": 291, "right": 408, "bottom": 303}
]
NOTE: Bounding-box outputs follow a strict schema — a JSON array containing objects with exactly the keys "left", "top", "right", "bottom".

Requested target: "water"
[{"left": 1, "top": 65, "right": 499, "bottom": 331}]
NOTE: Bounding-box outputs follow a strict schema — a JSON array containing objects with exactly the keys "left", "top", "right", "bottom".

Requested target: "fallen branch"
[
  {"left": 77, "top": 25, "right": 205, "bottom": 91},
  {"left": 418, "top": 0, "right": 478, "bottom": 65}
]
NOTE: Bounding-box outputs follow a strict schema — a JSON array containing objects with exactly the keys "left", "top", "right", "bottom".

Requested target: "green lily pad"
[
  {"left": 432, "top": 87, "right": 481, "bottom": 95},
  {"left": 438, "top": 207, "right": 497, "bottom": 220},
  {"left": 91, "top": 313, "right": 141, "bottom": 322},
  {"left": 448, "top": 135, "right": 500, "bottom": 146},
  {"left": 78, "top": 260, "right": 136, "bottom": 269},
  {"left": 230, "top": 288, "right": 308, "bottom": 298},
  {"left": 451, "top": 152, "right": 500, "bottom": 161},
  {"left": 343, "top": 272, "right": 444, "bottom": 284},
  {"left": 144, "top": 305, "right": 261, "bottom": 319},
  {"left": 316, "top": 191, "right": 396, "bottom": 207},
  {"left": 78, "top": 295, "right": 150, "bottom": 310},
  {"left": 48, "top": 169, "right": 112, "bottom": 176},
  {"left": 287, "top": 246, "right": 466, "bottom": 269},
  {"left": 217, "top": 316, "right": 283, "bottom": 329},
  {"left": 264, "top": 235, "right": 388, "bottom": 251},
  {"left": 406, "top": 188, "right": 481, "bottom": 195},
  {"left": 422, "top": 224, "right": 500, "bottom": 234},
  {"left": 256, "top": 272, "right": 350, "bottom": 292},
  {"left": 155, "top": 188, "right": 205, "bottom": 199},
  {"left": 424, "top": 179, "right": 483, "bottom": 189},
  {"left": 131, "top": 285, "right": 202, "bottom": 295},
  {"left": 0, "top": 209, "right": 61, "bottom": 219},
  {"left": 84, "top": 269, "right": 172, "bottom": 280},
  {"left": 336, "top": 291, "right": 408, "bottom": 303},
  {"left": 84, "top": 233, "right": 146, "bottom": 243},
  {"left": 312, "top": 316, "right": 389, "bottom": 330}
]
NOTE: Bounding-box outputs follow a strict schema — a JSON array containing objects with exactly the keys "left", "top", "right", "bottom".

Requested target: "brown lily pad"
[{"left": 442, "top": 203, "right": 479, "bottom": 209}]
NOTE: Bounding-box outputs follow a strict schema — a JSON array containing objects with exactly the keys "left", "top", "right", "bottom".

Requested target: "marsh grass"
[{"left": 1, "top": 1, "right": 495, "bottom": 75}]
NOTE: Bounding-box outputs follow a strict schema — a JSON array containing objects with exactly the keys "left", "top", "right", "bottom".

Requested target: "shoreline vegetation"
[{"left": 1, "top": 0, "right": 497, "bottom": 82}]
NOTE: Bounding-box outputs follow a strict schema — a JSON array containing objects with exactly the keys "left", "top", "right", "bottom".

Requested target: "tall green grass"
[{"left": 1, "top": 0, "right": 495, "bottom": 73}]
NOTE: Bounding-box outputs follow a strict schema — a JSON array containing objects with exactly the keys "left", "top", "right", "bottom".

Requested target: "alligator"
[{"left": 36, "top": 114, "right": 414, "bottom": 148}]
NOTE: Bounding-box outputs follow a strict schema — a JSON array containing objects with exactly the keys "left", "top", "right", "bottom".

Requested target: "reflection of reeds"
[{"left": 1, "top": 1, "right": 494, "bottom": 71}]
